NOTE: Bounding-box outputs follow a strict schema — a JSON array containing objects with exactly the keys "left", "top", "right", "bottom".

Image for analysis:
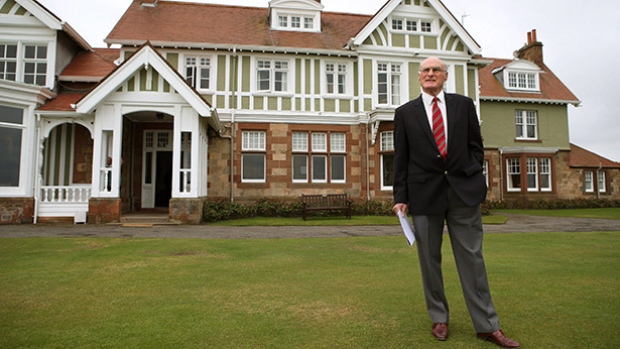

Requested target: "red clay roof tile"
[
  {"left": 59, "top": 48, "right": 119, "bottom": 81},
  {"left": 479, "top": 57, "right": 580, "bottom": 104},
  {"left": 569, "top": 143, "right": 620, "bottom": 168},
  {"left": 105, "top": 1, "right": 371, "bottom": 51}
]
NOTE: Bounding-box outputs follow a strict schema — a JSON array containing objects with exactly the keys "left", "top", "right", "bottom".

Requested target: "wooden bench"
[{"left": 301, "top": 193, "right": 352, "bottom": 221}]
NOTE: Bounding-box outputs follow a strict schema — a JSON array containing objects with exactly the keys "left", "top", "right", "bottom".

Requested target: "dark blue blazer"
[{"left": 392, "top": 93, "right": 487, "bottom": 215}]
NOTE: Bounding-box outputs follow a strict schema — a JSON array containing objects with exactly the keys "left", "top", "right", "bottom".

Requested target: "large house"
[{"left": 1, "top": 0, "right": 618, "bottom": 225}]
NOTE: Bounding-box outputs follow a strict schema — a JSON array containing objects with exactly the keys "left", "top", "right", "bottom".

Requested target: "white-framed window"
[
  {"left": 507, "top": 156, "right": 552, "bottom": 193},
  {"left": 539, "top": 158, "right": 551, "bottom": 191},
  {"left": 0, "top": 44, "right": 17, "bottom": 81},
  {"left": 292, "top": 131, "right": 346, "bottom": 183},
  {"left": 507, "top": 158, "right": 521, "bottom": 192},
  {"left": 584, "top": 171, "right": 594, "bottom": 193},
  {"left": 256, "top": 59, "right": 289, "bottom": 93},
  {"left": 598, "top": 171, "right": 606, "bottom": 193},
  {"left": 0, "top": 104, "right": 25, "bottom": 188},
  {"left": 278, "top": 15, "right": 288, "bottom": 27},
  {"left": 391, "top": 18, "right": 431, "bottom": 33},
  {"left": 380, "top": 131, "right": 394, "bottom": 190},
  {"left": 0, "top": 42, "right": 48, "bottom": 86},
  {"left": 330, "top": 133, "right": 346, "bottom": 183},
  {"left": 406, "top": 20, "right": 417, "bottom": 31},
  {"left": 241, "top": 131, "right": 266, "bottom": 183},
  {"left": 515, "top": 110, "right": 537, "bottom": 140},
  {"left": 391, "top": 19, "right": 403, "bottom": 30},
  {"left": 508, "top": 71, "right": 538, "bottom": 90},
  {"left": 421, "top": 21, "right": 432, "bottom": 32},
  {"left": 377, "top": 62, "right": 401, "bottom": 105},
  {"left": 23, "top": 44, "right": 47, "bottom": 86},
  {"left": 185, "top": 56, "right": 211, "bottom": 90},
  {"left": 325, "top": 62, "right": 348, "bottom": 95},
  {"left": 526, "top": 157, "right": 538, "bottom": 191},
  {"left": 273, "top": 13, "right": 317, "bottom": 31}
]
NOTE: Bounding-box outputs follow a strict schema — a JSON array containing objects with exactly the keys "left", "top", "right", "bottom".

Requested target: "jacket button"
[
  {"left": 444, "top": 171, "right": 448, "bottom": 175},
  {"left": 436, "top": 155, "right": 442, "bottom": 158}
]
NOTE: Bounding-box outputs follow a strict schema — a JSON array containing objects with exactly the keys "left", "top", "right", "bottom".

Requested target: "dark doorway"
[{"left": 155, "top": 151, "right": 172, "bottom": 207}]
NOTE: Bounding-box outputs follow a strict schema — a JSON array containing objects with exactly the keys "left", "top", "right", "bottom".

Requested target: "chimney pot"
[
  {"left": 527, "top": 32, "right": 532, "bottom": 44},
  {"left": 532, "top": 29, "right": 537, "bottom": 42}
]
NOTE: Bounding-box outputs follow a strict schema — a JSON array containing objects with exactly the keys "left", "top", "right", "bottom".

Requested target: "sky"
[{"left": 37, "top": 0, "right": 620, "bottom": 162}]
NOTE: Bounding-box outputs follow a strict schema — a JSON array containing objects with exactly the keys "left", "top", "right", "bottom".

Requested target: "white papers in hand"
[{"left": 398, "top": 211, "right": 415, "bottom": 246}]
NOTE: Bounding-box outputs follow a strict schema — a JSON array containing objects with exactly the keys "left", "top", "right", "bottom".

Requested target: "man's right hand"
[{"left": 393, "top": 203, "right": 408, "bottom": 217}]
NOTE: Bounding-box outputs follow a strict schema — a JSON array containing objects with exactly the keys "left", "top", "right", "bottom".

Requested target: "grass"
[
  {"left": 1, "top": 232, "right": 619, "bottom": 348},
  {"left": 493, "top": 207, "right": 620, "bottom": 220},
  {"left": 208, "top": 214, "right": 509, "bottom": 226}
]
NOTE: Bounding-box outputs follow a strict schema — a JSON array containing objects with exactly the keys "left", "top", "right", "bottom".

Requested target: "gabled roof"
[
  {"left": 479, "top": 57, "right": 580, "bottom": 105},
  {"left": 59, "top": 48, "right": 119, "bottom": 82},
  {"left": 15, "top": 0, "right": 92, "bottom": 51},
  {"left": 350, "top": 0, "right": 481, "bottom": 54},
  {"left": 569, "top": 144, "right": 620, "bottom": 169},
  {"left": 105, "top": 0, "right": 370, "bottom": 54},
  {"left": 74, "top": 42, "right": 220, "bottom": 130}
]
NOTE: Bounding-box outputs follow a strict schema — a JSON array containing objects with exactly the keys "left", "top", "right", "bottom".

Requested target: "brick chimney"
[
  {"left": 141, "top": 0, "right": 158, "bottom": 6},
  {"left": 516, "top": 29, "right": 544, "bottom": 67}
]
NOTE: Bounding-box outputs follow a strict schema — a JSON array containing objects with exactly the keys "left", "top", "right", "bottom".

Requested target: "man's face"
[{"left": 418, "top": 58, "right": 447, "bottom": 96}]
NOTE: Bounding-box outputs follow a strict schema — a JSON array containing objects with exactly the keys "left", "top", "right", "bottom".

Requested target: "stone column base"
[
  {"left": 169, "top": 197, "right": 205, "bottom": 225},
  {"left": 88, "top": 198, "right": 122, "bottom": 224}
]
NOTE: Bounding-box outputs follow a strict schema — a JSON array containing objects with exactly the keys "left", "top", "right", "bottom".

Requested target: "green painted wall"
[
  {"left": 409, "top": 62, "right": 421, "bottom": 100},
  {"left": 454, "top": 65, "right": 464, "bottom": 95},
  {"left": 480, "top": 101, "right": 571, "bottom": 149}
]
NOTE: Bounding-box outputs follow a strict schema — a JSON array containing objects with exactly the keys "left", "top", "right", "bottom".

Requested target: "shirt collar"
[{"left": 422, "top": 90, "right": 445, "bottom": 105}]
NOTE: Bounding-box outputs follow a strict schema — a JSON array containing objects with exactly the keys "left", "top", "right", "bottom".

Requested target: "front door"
[{"left": 141, "top": 130, "right": 173, "bottom": 208}]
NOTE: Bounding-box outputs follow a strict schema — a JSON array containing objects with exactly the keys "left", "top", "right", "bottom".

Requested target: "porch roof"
[{"left": 569, "top": 143, "right": 620, "bottom": 169}]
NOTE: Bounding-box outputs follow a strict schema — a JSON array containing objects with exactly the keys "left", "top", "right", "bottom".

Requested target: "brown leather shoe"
[
  {"left": 477, "top": 330, "right": 520, "bottom": 348},
  {"left": 431, "top": 323, "right": 449, "bottom": 341}
]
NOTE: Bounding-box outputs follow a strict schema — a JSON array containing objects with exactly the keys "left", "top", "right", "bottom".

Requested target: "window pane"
[
  {"left": 0, "top": 105, "right": 24, "bottom": 124},
  {"left": 292, "top": 132, "right": 308, "bottom": 151},
  {"left": 526, "top": 158, "right": 537, "bottom": 190},
  {"left": 330, "top": 133, "right": 345, "bottom": 152},
  {"left": 507, "top": 158, "right": 521, "bottom": 190},
  {"left": 380, "top": 131, "right": 394, "bottom": 151},
  {"left": 584, "top": 171, "right": 593, "bottom": 192},
  {"left": 312, "top": 133, "right": 327, "bottom": 152},
  {"left": 24, "top": 46, "right": 36, "bottom": 59},
  {"left": 0, "top": 127, "right": 22, "bottom": 187},
  {"left": 331, "top": 155, "right": 345, "bottom": 181},
  {"left": 292, "top": 155, "right": 307, "bottom": 181},
  {"left": 382, "top": 153, "right": 394, "bottom": 187},
  {"left": 242, "top": 154, "right": 265, "bottom": 181},
  {"left": 242, "top": 131, "right": 265, "bottom": 151},
  {"left": 312, "top": 155, "right": 326, "bottom": 181},
  {"left": 200, "top": 68, "right": 210, "bottom": 89}
]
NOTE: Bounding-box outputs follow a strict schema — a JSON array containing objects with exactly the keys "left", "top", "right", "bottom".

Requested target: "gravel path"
[{"left": 0, "top": 214, "right": 618, "bottom": 239}]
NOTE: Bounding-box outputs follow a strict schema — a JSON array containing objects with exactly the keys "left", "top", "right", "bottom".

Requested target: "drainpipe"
[
  {"left": 33, "top": 113, "right": 42, "bottom": 224},
  {"left": 217, "top": 46, "right": 238, "bottom": 203},
  {"left": 499, "top": 148, "right": 504, "bottom": 202},
  {"left": 596, "top": 161, "right": 602, "bottom": 200},
  {"left": 365, "top": 115, "right": 371, "bottom": 201}
]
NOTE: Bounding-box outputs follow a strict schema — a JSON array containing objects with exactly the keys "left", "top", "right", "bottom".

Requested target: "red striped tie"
[{"left": 432, "top": 97, "right": 447, "bottom": 159}]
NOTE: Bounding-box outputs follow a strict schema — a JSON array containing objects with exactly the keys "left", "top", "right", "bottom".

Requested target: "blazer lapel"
[
  {"left": 411, "top": 96, "right": 436, "bottom": 145},
  {"left": 445, "top": 93, "right": 458, "bottom": 153}
]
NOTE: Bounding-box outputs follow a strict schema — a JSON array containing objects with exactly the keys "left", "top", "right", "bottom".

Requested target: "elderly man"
[{"left": 392, "top": 57, "right": 520, "bottom": 349}]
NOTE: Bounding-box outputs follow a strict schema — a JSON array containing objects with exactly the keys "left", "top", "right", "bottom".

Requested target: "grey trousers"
[{"left": 411, "top": 187, "right": 501, "bottom": 333}]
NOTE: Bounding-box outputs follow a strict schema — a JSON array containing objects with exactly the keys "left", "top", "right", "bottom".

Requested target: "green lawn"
[
  {"left": 494, "top": 207, "right": 620, "bottom": 220},
  {"left": 1, "top": 232, "right": 619, "bottom": 348},
  {"left": 208, "top": 214, "right": 508, "bottom": 226}
]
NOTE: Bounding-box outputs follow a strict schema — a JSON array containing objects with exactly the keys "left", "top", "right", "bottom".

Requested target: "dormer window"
[
  {"left": 274, "top": 13, "right": 317, "bottom": 31},
  {"left": 508, "top": 71, "right": 537, "bottom": 90},
  {"left": 493, "top": 60, "right": 541, "bottom": 92},
  {"left": 269, "top": 0, "right": 323, "bottom": 32}
]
